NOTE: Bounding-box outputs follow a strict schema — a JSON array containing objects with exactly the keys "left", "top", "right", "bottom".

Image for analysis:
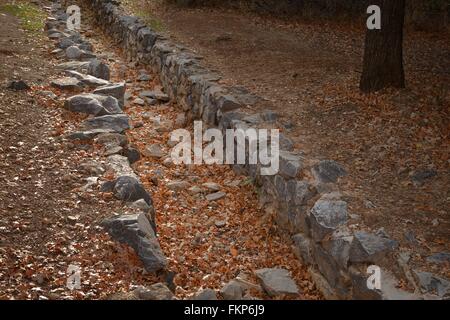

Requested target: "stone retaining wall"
[{"left": 85, "top": 0, "right": 437, "bottom": 300}]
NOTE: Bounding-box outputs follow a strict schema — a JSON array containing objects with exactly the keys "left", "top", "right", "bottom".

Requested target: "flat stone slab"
[
  {"left": 65, "top": 93, "right": 122, "bottom": 116},
  {"left": 202, "top": 182, "right": 221, "bottom": 192},
  {"left": 66, "top": 128, "right": 116, "bottom": 140},
  {"left": 65, "top": 70, "right": 110, "bottom": 88},
  {"left": 139, "top": 90, "right": 169, "bottom": 102},
  {"left": 87, "top": 58, "right": 110, "bottom": 80},
  {"left": 206, "top": 191, "right": 226, "bottom": 201},
  {"left": 56, "top": 61, "right": 90, "bottom": 71},
  {"left": 310, "top": 198, "right": 348, "bottom": 241},
  {"left": 80, "top": 74, "right": 110, "bottom": 87},
  {"left": 255, "top": 268, "right": 299, "bottom": 297},
  {"left": 95, "top": 132, "right": 128, "bottom": 148},
  {"left": 94, "top": 82, "right": 126, "bottom": 107},
  {"left": 349, "top": 231, "right": 398, "bottom": 264},
  {"left": 81, "top": 114, "right": 130, "bottom": 133},
  {"left": 220, "top": 280, "right": 243, "bottom": 300},
  {"left": 106, "top": 154, "right": 138, "bottom": 179},
  {"left": 51, "top": 77, "right": 82, "bottom": 90},
  {"left": 426, "top": 252, "right": 450, "bottom": 264},
  {"left": 101, "top": 213, "right": 167, "bottom": 273},
  {"left": 167, "top": 180, "right": 190, "bottom": 191}
]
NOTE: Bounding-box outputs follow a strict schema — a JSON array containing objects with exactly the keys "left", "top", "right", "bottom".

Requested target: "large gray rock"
[
  {"left": 128, "top": 199, "right": 153, "bottom": 214},
  {"left": 79, "top": 75, "right": 109, "bottom": 88},
  {"left": 78, "top": 42, "right": 94, "bottom": 52},
  {"left": 242, "top": 113, "right": 263, "bottom": 125},
  {"left": 349, "top": 231, "right": 398, "bottom": 264},
  {"left": 254, "top": 268, "right": 299, "bottom": 297},
  {"left": 219, "top": 111, "right": 244, "bottom": 130},
  {"left": 413, "top": 271, "right": 450, "bottom": 298},
  {"left": 94, "top": 83, "right": 126, "bottom": 107},
  {"left": 66, "top": 128, "right": 116, "bottom": 141},
  {"left": 56, "top": 61, "right": 90, "bottom": 72},
  {"left": 87, "top": 59, "right": 110, "bottom": 80},
  {"left": 206, "top": 192, "right": 226, "bottom": 201},
  {"left": 65, "top": 45, "right": 96, "bottom": 60},
  {"left": 167, "top": 180, "right": 190, "bottom": 191},
  {"left": 51, "top": 77, "right": 82, "bottom": 90},
  {"left": 312, "top": 160, "right": 347, "bottom": 183},
  {"left": 322, "top": 227, "right": 353, "bottom": 269},
  {"left": 124, "top": 147, "right": 141, "bottom": 164},
  {"left": 292, "top": 233, "right": 313, "bottom": 264},
  {"left": 64, "top": 94, "right": 102, "bottom": 115},
  {"left": 65, "top": 93, "right": 122, "bottom": 116},
  {"left": 113, "top": 176, "right": 152, "bottom": 206},
  {"left": 313, "top": 243, "right": 346, "bottom": 292},
  {"left": 48, "top": 32, "right": 64, "bottom": 39},
  {"left": 57, "top": 37, "right": 75, "bottom": 49},
  {"left": 202, "top": 182, "right": 221, "bottom": 192},
  {"left": 217, "top": 94, "right": 241, "bottom": 112},
  {"left": 426, "top": 252, "right": 450, "bottom": 264},
  {"left": 279, "top": 151, "right": 303, "bottom": 178},
  {"left": 139, "top": 90, "right": 169, "bottom": 102},
  {"left": 65, "top": 45, "right": 82, "bottom": 59},
  {"left": 65, "top": 71, "right": 110, "bottom": 88},
  {"left": 220, "top": 280, "right": 243, "bottom": 300},
  {"left": 137, "top": 27, "right": 158, "bottom": 51},
  {"left": 286, "top": 180, "right": 314, "bottom": 206},
  {"left": 106, "top": 154, "right": 137, "bottom": 179},
  {"left": 193, "top": 289, "right": 218, "bottom": 300},
  {"left": 310, "top": 198, "right": 348, "bottom": 241},
  {"left": 101, "top": 213, "right": 167, "bottom": 272},
  {"left": 95, "top": 132, "right": 128, "bottom": 149},
  {"left": 82, "top": 114, "right": 130, "bottom": 133},
  {"left": 133, "top": 283, "right": 174, "bottom": 300}
]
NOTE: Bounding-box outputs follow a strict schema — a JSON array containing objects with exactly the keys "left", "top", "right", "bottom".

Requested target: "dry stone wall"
[{"left": 84, "top": 0, "right": 447, "bottom": 300}]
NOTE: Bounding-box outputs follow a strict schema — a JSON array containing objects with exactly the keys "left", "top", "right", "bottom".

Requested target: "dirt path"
[{"left": 122, "top": 1, "right": 450, "bottom": 281}]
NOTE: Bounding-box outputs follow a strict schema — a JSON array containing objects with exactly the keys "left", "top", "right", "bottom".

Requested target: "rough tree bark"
[{"left": 360, "top": 0, "right": 406, "bottom": 93}]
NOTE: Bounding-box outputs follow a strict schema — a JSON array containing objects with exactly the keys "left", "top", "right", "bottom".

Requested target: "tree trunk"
[{"left": 360, "top": 0, "right": 406, "bottom": 93}]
